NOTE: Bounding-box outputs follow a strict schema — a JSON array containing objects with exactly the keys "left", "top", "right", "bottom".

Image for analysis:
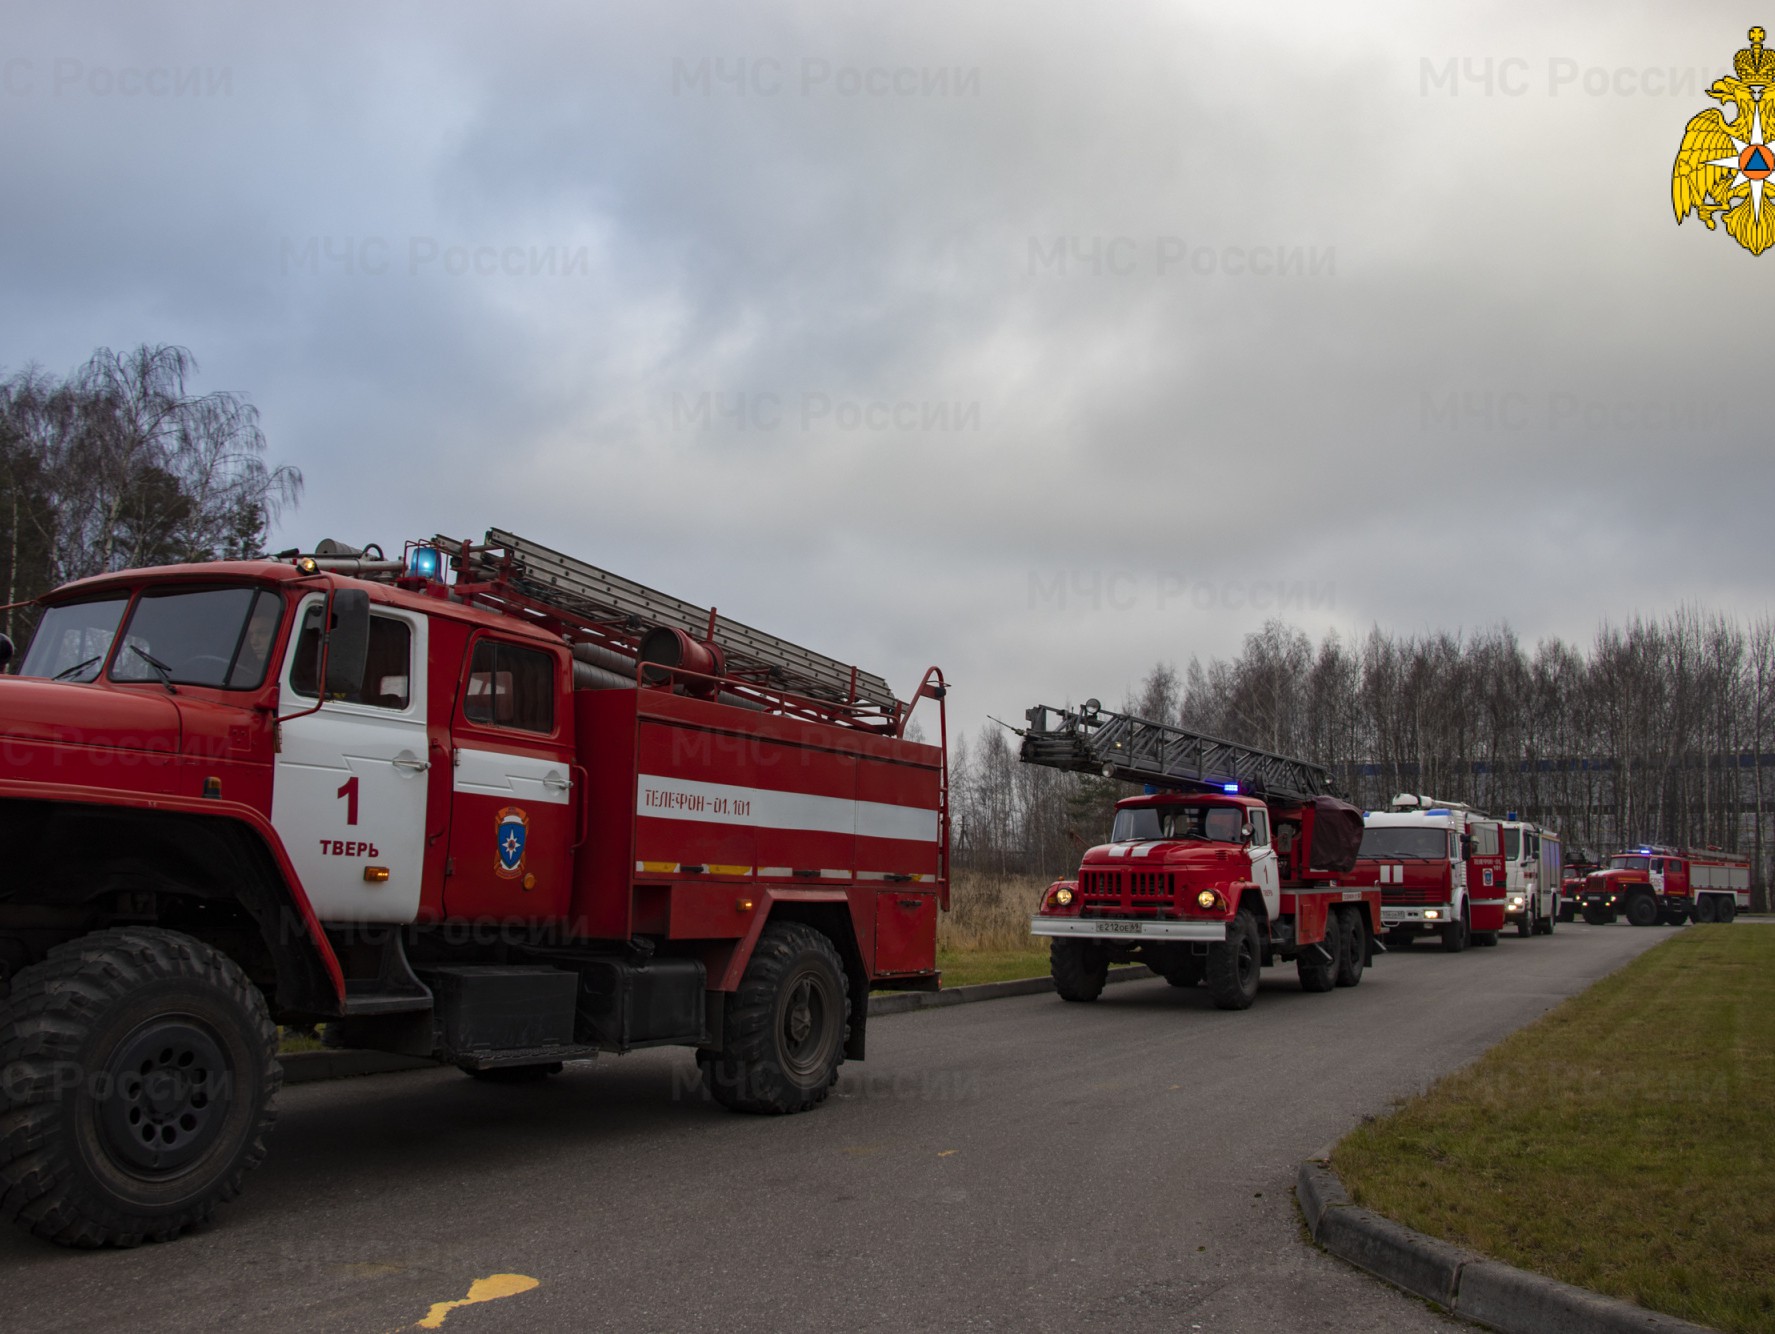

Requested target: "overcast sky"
[{"left": 4, "top": 1, "right": 1769, "bottom": 741}]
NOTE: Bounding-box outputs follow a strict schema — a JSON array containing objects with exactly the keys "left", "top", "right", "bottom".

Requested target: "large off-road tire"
[
  {"left": 1625, "top": 893, "right": 1660, "bottom": 928},
  {"left": 1335, "top": 909, "right": 1366, "bottom": 988},
  {"left": 1693, "top": 896, "right": 1716, "bottom": 924},
  {"left": 1515, "top": 904, "right": 1533, "bottom": 937},
  {"left": 1441, "top": 905, "right": 1470, "bottom": 953},
  {"left": 1582, "top": 906, "right": 1614, "bottom": 925},
  {"left": 1205, "top": 910, "right": 1262, "bottom": 1011},
  {"left": 1538, "top": 905, "right": 1555, "bottom": 935},
  {"left": 700, "top": 922, "right": 848, "bottom": 1115},
  {"left": 1295, "top": 921, "right": 1338, "bottom": 994},
  {"left": 1050, "top": 939, "right": 1110, "bottom": 1002},
  {"left": 1718, "top": 897, "right": 1736, "bottom": 924},
  {"left": 0, "top": 927, "right": 280, "bottom": 1248},
  {"left": 1473, "top": 930, "right": 1499, "bottom": 948}
]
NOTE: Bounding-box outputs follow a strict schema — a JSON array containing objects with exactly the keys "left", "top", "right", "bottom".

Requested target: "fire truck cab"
[{"left": 1354, "top": 796, "right": 1498, "bottom": 952}]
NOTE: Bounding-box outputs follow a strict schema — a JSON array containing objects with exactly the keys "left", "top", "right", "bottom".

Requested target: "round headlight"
[
  {"left": 1054, "top": 886, "right": 1074, "bottom": 907},
  {"left": 1196, "top": 889, "right": 1218, "bottom": 910}
]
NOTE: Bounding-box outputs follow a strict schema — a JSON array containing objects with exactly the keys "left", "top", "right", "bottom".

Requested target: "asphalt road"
[{"left": 2, "top": 922, "right": 1684, "bottom": 1333}]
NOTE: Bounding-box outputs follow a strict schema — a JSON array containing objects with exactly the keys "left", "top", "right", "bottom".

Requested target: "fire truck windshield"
[
  {"left": 106, "top": 586, "right": 284, "bottom": 690},
  {"left": 1111, "top": 804, "right": 1244, "bottom": 843},
  {"left": 18, "top": 597, "right": 130, "bottom": 683},
  {"left": 1608, "top": 855, "right": 1650, "bottom": 871},
  {"left": 1358, "top": 827, "right": 1448, "bottom": 860}
]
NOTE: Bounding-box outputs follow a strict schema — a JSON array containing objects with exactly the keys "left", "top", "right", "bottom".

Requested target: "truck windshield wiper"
[
  {"left": 128, "top": 645, "right": 180, "bottom": 694},
  {"left": 51, "top": 655, "right": 101, "bottom": 682}
]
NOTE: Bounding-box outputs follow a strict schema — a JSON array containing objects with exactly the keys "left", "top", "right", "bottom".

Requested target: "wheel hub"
[
  {"left": 787, "top": 982, "right": 813, "bottom": 1044},
  {"left": 99, "top": 1018, "right": 230, "bottom": 1176},
  {"left": 779, "top": 972, "right": 833, "bottom": 1078}
]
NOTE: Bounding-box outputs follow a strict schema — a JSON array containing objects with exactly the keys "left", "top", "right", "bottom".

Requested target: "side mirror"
[
  {"left": 323, "top": 590, "right": 371, "bottom": 698},
  {"left": 0, "top": 633, "right": 13, "bottom": 670},
  {"left": 1461, "top": 835, "right": 1475, "bottom": 859}
]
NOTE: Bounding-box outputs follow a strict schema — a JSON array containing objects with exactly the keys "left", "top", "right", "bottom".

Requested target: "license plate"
[{"left": 1096, "top": 920, "right": 1142, "bottom": 934}]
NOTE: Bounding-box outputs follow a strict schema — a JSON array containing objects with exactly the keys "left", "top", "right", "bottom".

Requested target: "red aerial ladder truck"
[
  {"left": 0, "top": 529, "right": 949, "bottom": 1247},
  {"left": 1019, "top": 703, "right": 1380, "bottom": 1010}
]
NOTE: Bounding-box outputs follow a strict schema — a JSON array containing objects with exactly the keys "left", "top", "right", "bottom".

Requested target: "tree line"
[
  {"left": 0, "top": 344, "right": 301, "bottom": 642},
  {"left": 952, "top": 613, "right": 1775, "bottom": 908}
]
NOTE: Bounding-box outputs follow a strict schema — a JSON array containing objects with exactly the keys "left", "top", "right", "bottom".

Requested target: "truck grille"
[
  {"left": 1079, "top": 869, "right": 1173, "bottom": 910},
  {"left": 1130, "top": 871, "right": 1172, "bottom": 899},
  {"left": 1080, "top": 870, "right": 1120, "bottom": 900},
  {"left": 1383, "top": 885, "right": 1447, "bottom": 906}
]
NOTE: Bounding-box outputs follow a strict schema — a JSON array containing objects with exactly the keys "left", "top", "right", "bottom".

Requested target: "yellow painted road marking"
[{"left": 415, "top": 1274, "right": 539, "bottom": 1329}]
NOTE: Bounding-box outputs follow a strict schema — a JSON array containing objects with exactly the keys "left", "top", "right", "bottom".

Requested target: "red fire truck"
[
  {"left": 0, "top": 529, "right": 949, "bottom": 1247},
  {"left": 1353, "top": 796, "right": 1501, "bottom": 952},
  {"left": 1578, "top": 845, "right": 1750, "bottom": 926},
  {"left": 1019, "top": 705, "right": 1380, "bottom": 1010}
]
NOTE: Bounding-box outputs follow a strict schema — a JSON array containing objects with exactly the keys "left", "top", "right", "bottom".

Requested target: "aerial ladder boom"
[
  {"left": 1018, "top": 703, "right": 1341, "bottom": 804},
  {"left": 427, "top": 528, "right": 909, "bottom": 731}
]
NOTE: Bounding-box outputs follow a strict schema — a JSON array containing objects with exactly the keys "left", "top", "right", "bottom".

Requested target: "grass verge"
[
  {"left": 936, "top": 946, "right": 1052, "bottom": 988},
  {"left": 1334, "top": 925, "right": 1775, "bottom": 1334}
]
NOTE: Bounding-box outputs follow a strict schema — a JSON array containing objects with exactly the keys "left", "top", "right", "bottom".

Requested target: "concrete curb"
[
  {"left": 280, "top": 967, "right": 1159, "bottom": 1083},
  {"left": 1296, "top": 1158, "right": 1718, "bottom": 1332},
  {"left": 867, "top": 965, "right": 1155, "bottom": 1015}
]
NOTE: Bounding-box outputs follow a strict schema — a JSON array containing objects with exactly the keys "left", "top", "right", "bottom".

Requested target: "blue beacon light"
[{"left": 406, "top": 545, "right": 442, "bottom": 580}]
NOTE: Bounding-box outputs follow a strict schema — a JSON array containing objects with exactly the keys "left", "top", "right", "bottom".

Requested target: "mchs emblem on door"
[{"left": 495, "top": 806, "right": 529, "bottom": 879}]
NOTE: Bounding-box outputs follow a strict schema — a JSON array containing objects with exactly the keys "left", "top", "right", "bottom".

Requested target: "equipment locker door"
[
  {"left": 443, "top": 634, "right": 577, "bottom": 922},
  {"left": 875, "top": 892, "right": 938, "bottom": 976},
  {"left": 272, "top": 595, "right": 432, "bottom": 923},
  {"left": 1470, "top": 821, "right": 1504, "bottom": 906}
]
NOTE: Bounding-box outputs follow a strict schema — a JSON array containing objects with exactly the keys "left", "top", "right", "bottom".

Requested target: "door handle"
[
  {"left": 543, "top": 772, "right": 572, "bottom": 792},
  {"left": 392, "top": 753, "right": 430, "bottom": 774}
]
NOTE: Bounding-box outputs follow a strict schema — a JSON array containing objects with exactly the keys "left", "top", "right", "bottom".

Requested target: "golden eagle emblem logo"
[{"left": 1673, "top": 27, "right": 1775, "bottom": 254}]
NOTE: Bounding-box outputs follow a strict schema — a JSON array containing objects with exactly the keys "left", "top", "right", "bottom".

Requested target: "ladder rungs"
[
  {"left": 1019, "top": 704, "right": 1337, "bottom": 804},
  {"left": 455, "top": 529, "right": 897, "bottom": 710}
]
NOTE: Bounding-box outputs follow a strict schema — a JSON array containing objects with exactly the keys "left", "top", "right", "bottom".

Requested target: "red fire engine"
[
  {"left": 1578, "top": 845, "right": 1750, "bottom": 926},
  {"left": 1019, "top": 704, "right": 1381, "bottom": 1010},
  {"left": 1351, "top": 796, "right": 1502, "bottom": 951},
  {"left": 0, "top": 529, "right": 949, "bottom": 1247}
]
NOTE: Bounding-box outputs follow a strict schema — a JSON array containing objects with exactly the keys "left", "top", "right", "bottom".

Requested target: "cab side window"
[
  {"left": 463, "top": 640, "right": 555, "bottom": 734},
  {"left": 1248, "top": 809, "right": 1269, "bottom": 847},
  {"left": 289, "top": 607, "right": 413, "bottom": 709}
]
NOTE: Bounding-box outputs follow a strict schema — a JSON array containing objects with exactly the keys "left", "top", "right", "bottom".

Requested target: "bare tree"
[{"left": 0, "top": 345, "right": 302, "bottom": 611}]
